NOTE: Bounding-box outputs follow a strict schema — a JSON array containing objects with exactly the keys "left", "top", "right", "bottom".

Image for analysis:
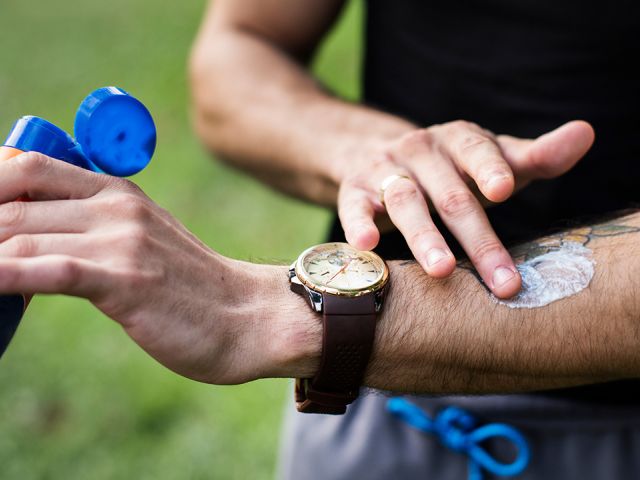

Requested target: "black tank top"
[{"left": 329, "top": 0, "right": 640, "bottom": 402}]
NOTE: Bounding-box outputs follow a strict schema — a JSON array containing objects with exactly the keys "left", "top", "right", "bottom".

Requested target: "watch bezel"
[{"left": 294, "top": 242, "right": 389, "bottom": 297}]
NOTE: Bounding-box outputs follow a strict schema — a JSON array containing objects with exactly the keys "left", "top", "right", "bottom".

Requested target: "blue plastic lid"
[
  {"left": 74, "top": 87, "right": 156, "bottom": 177},
  {"left": 4, "top": 116, "right": 91, "bottom": 169}
]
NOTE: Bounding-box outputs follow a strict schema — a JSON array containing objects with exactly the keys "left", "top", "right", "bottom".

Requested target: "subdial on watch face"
[{"left": 301, "top": 243, "right": 386, "bottom": 292}]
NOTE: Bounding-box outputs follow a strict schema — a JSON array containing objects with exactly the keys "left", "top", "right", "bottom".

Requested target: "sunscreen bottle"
[{"left": 0, "top": 87, "right": 156, "bottom": 359}]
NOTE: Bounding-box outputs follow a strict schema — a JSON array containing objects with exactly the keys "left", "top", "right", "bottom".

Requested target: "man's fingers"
[
  {"left": 0, "top": 255, "right": 112, "bottom": 299},
  {"left": 416, "top": 162, "right": 521, "bottom": 298},
  {"left": 443, "top": 123, "right": 515, "bottom": 203},
  {"left": 382, "top": 176, "right": 456, "bottom": 277},
  {"left": 497, "top": 120, "right": 595, "bottom": 180},
  {"left": 0, "top": 200, "right": 92, "bottom": 241},
  {"left": 338, "top": 181, "right": 380, "bottom": 251},
  {"left": 0, "top": 152, "right": 113, "bottom": 203},
  {"left": 0, "top": 233, "right": 99, "bottom": 260}
]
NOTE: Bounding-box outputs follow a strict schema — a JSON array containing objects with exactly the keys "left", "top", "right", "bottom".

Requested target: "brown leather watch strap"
[{"left": 296, "top": 293, "right": 376, "bottom": 414}]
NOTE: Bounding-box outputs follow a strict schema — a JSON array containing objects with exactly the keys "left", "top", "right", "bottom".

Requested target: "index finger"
[
  {"left": 417, "top": 163, "right": 522, "bottom": 298},
  {"left": 0, "top": 152, "right": 110, "bottom": 203},
  {"left": 0, "top": 255, "right": 113, "bottom": 300}
]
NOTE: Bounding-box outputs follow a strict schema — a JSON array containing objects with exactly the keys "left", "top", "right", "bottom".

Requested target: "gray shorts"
[{"left": 278, "top": 388, "right": 640, "bottom": 479}]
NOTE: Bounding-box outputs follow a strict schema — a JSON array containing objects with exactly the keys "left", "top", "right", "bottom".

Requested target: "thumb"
[{"left": 497, "top": 120, "right": 595, "bottom": 180}]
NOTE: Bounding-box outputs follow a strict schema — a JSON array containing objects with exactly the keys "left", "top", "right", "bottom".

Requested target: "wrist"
[{"left": 248, "top": 263, "right": 322, "bottom": 379}]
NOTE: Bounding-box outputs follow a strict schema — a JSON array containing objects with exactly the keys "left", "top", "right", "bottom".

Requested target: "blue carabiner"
[{"left": 387, "top": 397, "right": 530, "bottom": 480}]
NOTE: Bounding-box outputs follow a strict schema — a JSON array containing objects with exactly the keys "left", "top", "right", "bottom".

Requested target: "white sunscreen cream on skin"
[{"left": 495, "top": 242, "right": 595, "bottom": 309}]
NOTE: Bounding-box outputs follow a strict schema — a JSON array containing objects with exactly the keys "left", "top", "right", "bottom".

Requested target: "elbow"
[
  {"left": 188, "top": 38, "right": 213, "bottom": 115},
  {"left": 188, "top": 38, "right": 229, "bottom": 157}
]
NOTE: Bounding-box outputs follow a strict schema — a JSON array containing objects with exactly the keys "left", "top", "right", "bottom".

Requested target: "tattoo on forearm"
[
  {"left": 509, "top": 217, "right": 640, "bottom": 263},
  {"left": 494, "top": 213, "right": 640, "bottom": 308},
  {"left": 400, "top": 211, "right": 640, "bottom": 308}
]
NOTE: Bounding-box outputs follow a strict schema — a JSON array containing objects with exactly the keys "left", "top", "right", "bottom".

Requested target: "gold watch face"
[{"left": 295, "top": 242, "right": 389, "bottom": 296}]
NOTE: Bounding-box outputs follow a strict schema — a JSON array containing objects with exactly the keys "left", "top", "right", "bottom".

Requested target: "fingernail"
[
  {"left": 492, "top": 266, "right": 516, "bottom": 288},
  {"left": 426, "top": 248, "right": 449, "bottom": 267}
]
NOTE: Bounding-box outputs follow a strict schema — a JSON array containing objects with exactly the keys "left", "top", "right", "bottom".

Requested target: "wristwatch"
[{"left": 289, "top": 242, "right": 389, "bottom": 414}]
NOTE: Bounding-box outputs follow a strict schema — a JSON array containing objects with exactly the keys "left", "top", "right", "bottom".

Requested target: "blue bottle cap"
[
  {"left": 4, "top": 116, "right": 91, "bottom": 169},
  {"left": 74, "top": 87, "right": 156, "bottom": 177}
]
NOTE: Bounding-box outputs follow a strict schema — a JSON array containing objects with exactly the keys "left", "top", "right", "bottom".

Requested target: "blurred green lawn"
[{"left": 0, "top": 1, "right": 362, "bottom": 478}]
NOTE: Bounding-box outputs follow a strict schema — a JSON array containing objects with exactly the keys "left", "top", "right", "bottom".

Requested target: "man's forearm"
[
  {"left": 189, "top": 3, "right": 413, "bottom": 206},
  {"left": 270, "top": 211, "right": 640, "bottom": 393}
]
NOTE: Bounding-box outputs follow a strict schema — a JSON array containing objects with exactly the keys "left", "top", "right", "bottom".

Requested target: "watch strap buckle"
[{"left": 295, "top": 378, "right": 357, "bottom": 414}]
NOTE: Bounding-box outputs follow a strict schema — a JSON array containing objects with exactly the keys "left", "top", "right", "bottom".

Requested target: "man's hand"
[
  {"left": 192, "top": 1, "right": 598, "bottom": 299},
  {"left": 0, "top": 153, "right": 313, "bottom": 384},
  {"left": 337, "top": 120, "right": 595, "bottom": 298}
]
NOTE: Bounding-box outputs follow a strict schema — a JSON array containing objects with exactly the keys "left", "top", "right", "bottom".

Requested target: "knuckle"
[
  {"left": 384, "top": 181, "right": 420, "bottom": 207},
  {"left": 428, "top": 122, "right": 455, "bottom": 140},
  {"left": 470, "top": 237, "right": 505, "bottom": 263},
  {"left": 370, "top": 152, "right": 393, "bottom": 169},
  {"left": 449, "top": 119, "right": 478, "bottom": 131},
  {"left": 102, "top": 175, "right": 129, "bottom": 191},
  {"left": 5, "top": 235, "right": 35, "bottom": 257},
  {"left": 0, "top": 202, "right": 26, "bottom": 229},
  {"left": 396, "top": 129, "right": 433, "bottom": 157},
  {"left": 458, "top": 134, "right": 491, "bottom": 155},
  {"left": 98, "top": 193, "right": 150, "bottom": 222},
  {"left": 404, "top": 129, "right": 433, "bottom": 145},
  {"left": 122, "top": 226, "right": 152, "bottom": 258},
  {"left": 437, "top": 188, "right": 477, "bottom": 218},
  {"left": 127, "top": 225, "right": 149, "bottom": 243},
  {"left": 408, "top": 225, "right": 438, "bottom": 246},
  {"left": 121, "top": 263, "right": 165, "bottom": 294},
  {"left": 124, "top": 197, "right": 151, "bottom": 222},
  {"left": 101, "top": 176, "right": 145, "bottom": 199},
  {"left": 343, "top": 172, "right": 368, "bottom": 191},
  {"left": 119, "top": 178, "right": 144, "bottom": 195},
  {"left": 56, "top": 258, "right": 82, "bottom": 289},
  {"left": 14, "top": 151, "right": 53, "bottom": 176},
  {"left": 102, "top": 227, "right": 154, "bottom": 276}
]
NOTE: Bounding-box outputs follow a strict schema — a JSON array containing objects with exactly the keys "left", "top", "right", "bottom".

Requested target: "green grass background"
[{"left": 0, "top": 1, "right": 362, "bottom": 478}]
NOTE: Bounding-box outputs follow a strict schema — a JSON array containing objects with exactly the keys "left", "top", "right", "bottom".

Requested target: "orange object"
[{"left": 0, "top": 146, "right": 23, "bottom": 162}]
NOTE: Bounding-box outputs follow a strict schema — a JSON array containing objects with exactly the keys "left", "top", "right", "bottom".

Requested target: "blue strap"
[{"left": 387, "top": 397, "right": 530, "bottom": 480}]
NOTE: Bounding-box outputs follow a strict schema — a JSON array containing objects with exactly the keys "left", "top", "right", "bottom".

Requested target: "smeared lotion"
[{"left": 495, "top": 242, "right": 595, "bottom": 309}]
